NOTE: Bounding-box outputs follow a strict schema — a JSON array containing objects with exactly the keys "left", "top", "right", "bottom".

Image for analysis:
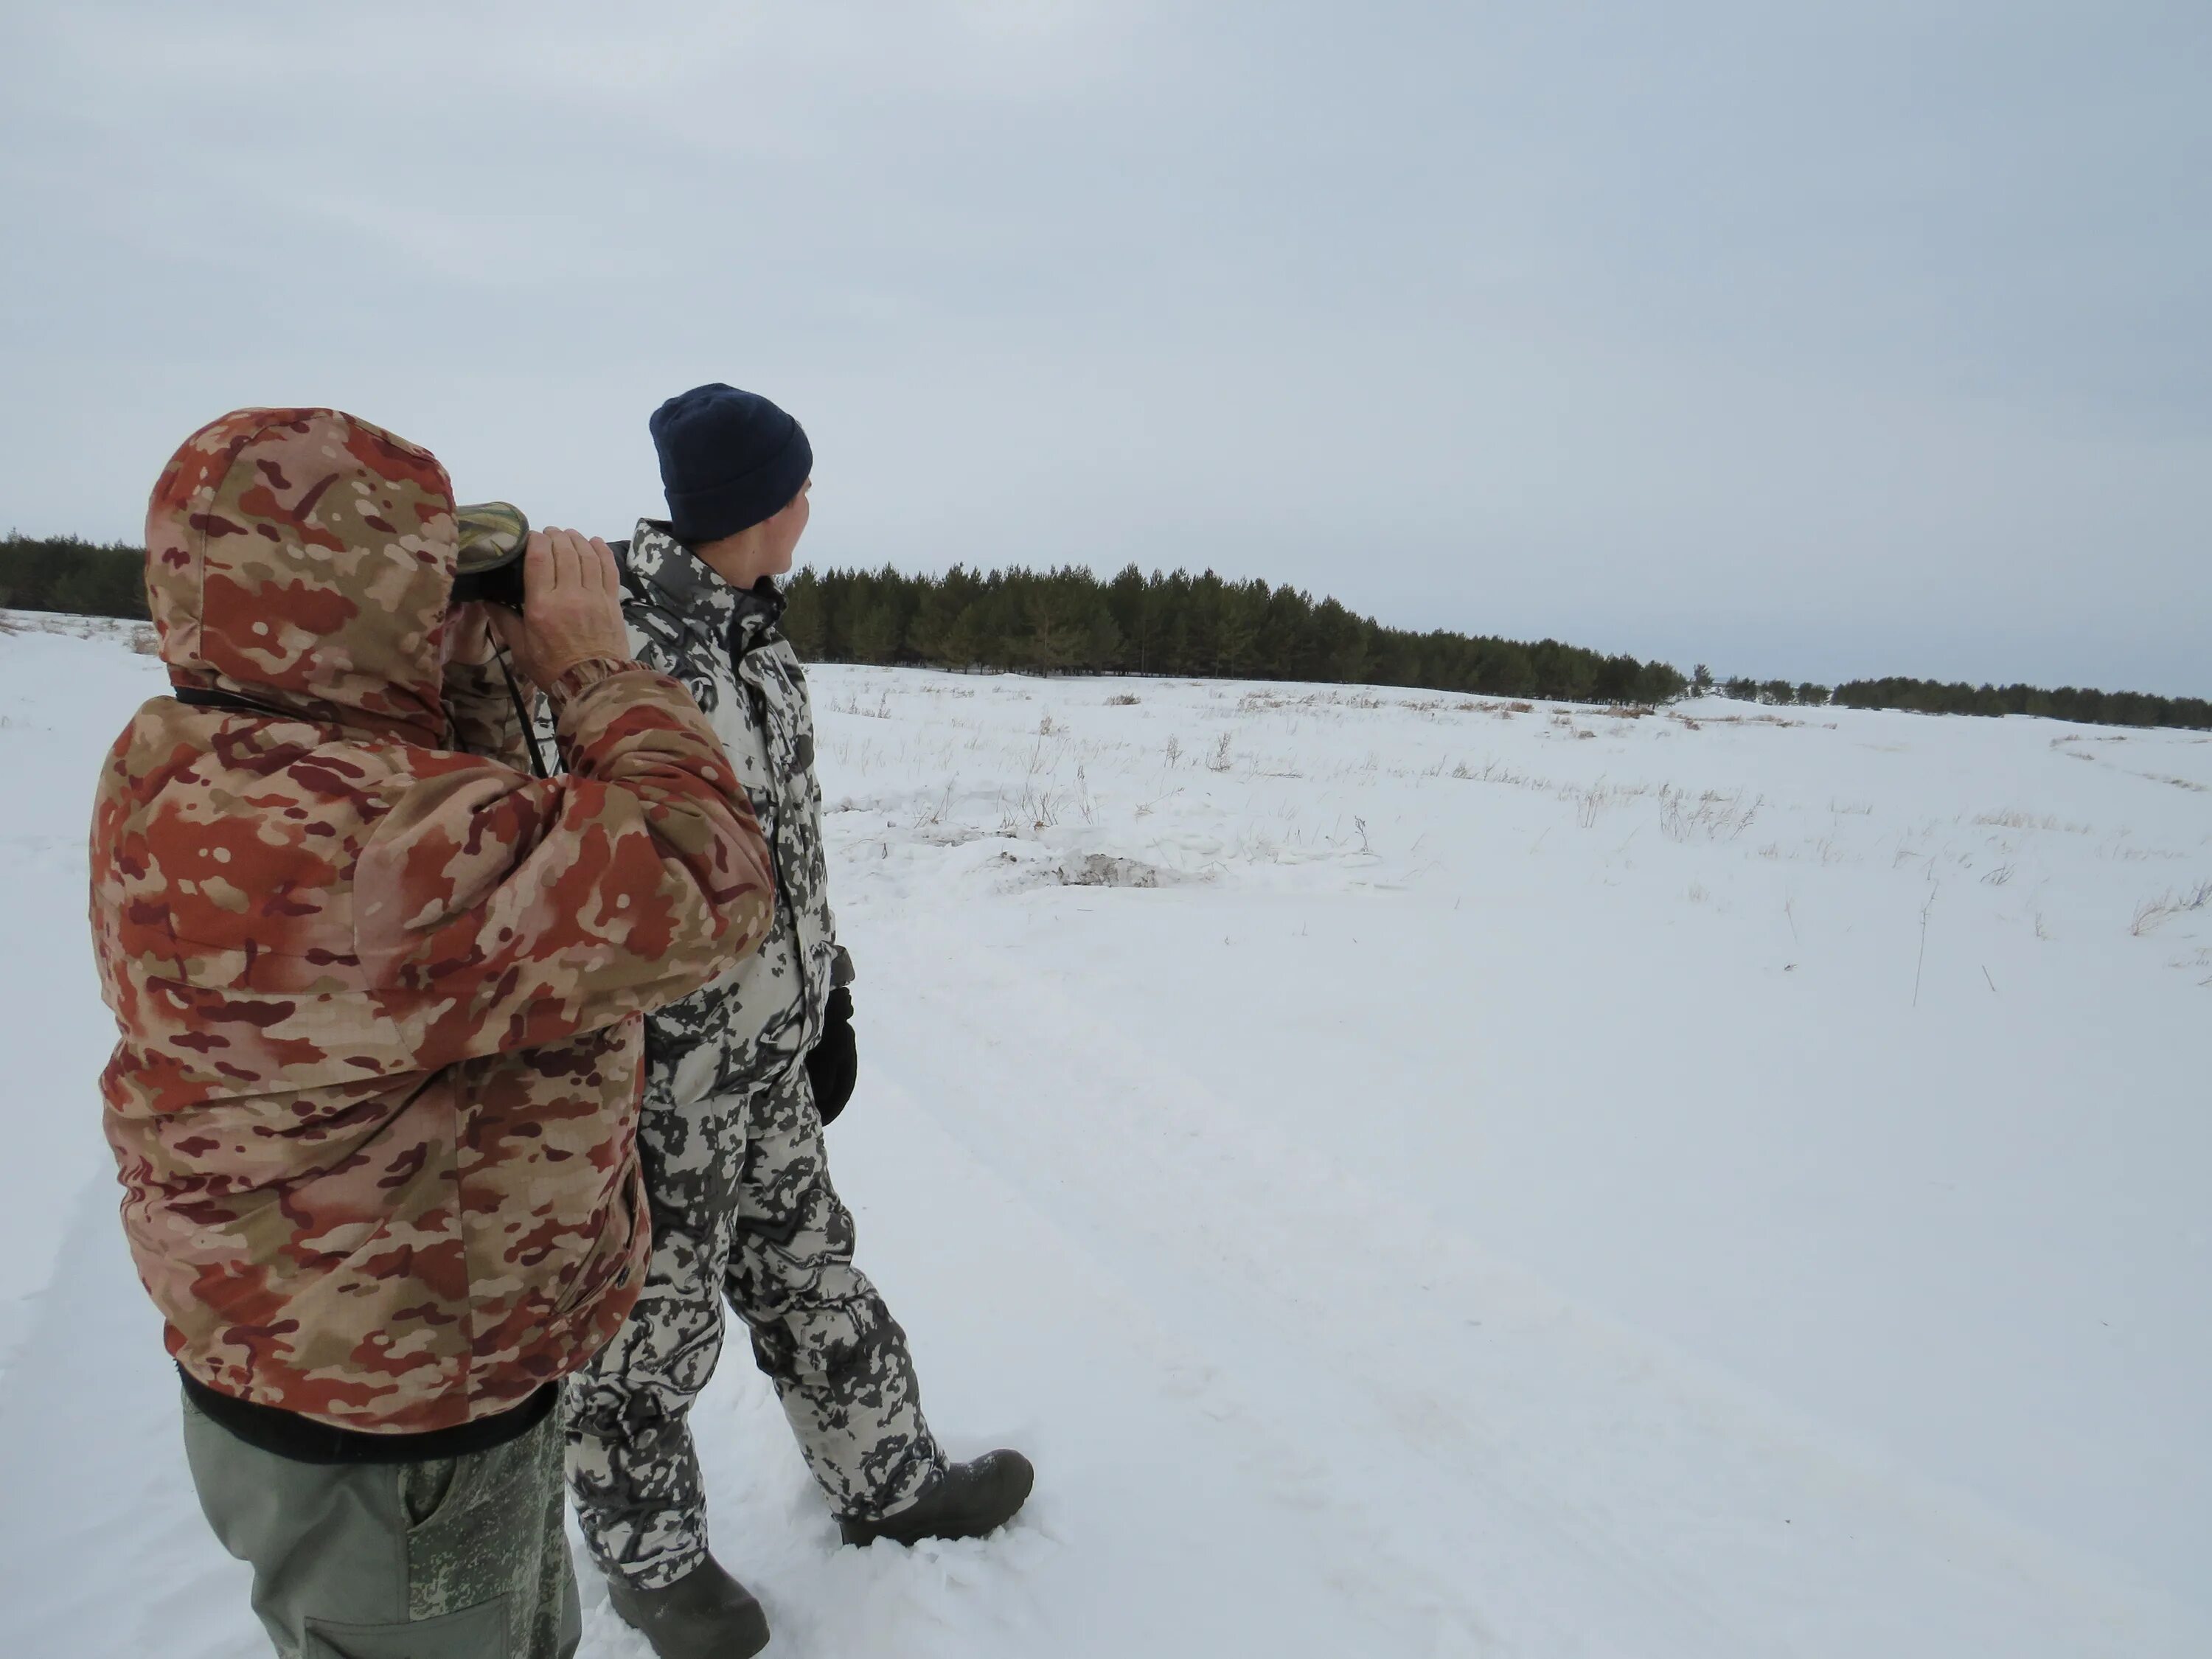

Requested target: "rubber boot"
[
  {"left": 603, "top": 1554, "right": 770, "bottom": 1659},
  {"left": 838, "top": 1450, "right": 1034, "bottom": 1547}
]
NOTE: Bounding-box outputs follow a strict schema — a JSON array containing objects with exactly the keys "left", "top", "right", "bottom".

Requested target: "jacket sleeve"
[{"left": 353, "top": 662, "right": 776, "bottom": 1065}]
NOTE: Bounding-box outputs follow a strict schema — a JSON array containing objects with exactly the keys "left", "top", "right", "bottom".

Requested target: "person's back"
[{"left": 91, "top": 406, "right": 778, "bottom": 1656}]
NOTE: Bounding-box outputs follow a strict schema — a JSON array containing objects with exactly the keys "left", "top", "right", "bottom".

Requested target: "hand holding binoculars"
[{"left": 451, "top": 501, "right": 532, "bottom": 611}]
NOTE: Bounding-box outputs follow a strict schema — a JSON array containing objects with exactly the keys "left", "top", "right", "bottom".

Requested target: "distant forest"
[
  {"left": 1703, "top": 671, "right": 2212, "bottom": 731},
  {"left": 783, "top": 563, "right": 1689, "bottom": 705},
  {"left": 4, "top": 532, "right": 2206, "bottom": 731},
  {"left": 1, "top": 535, "right": 147, "bottom": 621}
]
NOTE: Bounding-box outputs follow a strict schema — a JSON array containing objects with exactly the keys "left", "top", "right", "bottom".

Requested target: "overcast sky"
[{"left": 2, "top": 1, "right": 2205, "bottom": 695}]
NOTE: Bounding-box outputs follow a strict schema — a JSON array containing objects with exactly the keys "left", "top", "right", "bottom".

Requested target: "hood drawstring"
[{"left": 494, "top": 646, "right": 552, "bottom": 779}]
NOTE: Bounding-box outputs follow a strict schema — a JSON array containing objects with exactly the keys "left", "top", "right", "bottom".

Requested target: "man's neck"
[{"left": 689, "top": 531, "right": 772, "bottom": 592}]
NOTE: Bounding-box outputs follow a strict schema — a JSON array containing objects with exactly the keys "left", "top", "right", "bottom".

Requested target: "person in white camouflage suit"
[{"left": 563, "top": 383, "right": 1032, "bottom": 1659}]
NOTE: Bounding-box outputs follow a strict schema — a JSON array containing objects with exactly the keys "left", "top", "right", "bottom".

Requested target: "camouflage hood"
[{"left": 147, "top": 407, "right": 458, "bottom": 745}]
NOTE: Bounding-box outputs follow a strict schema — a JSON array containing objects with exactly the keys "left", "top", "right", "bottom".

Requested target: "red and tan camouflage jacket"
[{"left": 90, "top": 408, "right": 776, "bottom": 1434}]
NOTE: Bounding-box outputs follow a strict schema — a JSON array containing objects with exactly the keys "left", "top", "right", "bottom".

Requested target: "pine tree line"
[
  {"left": 784, "top": 563, "right": 1688, "bottom": 705},
  {"left": 1826, "top": 676, "right": 2210, "bottom": 730},
  {"left": 1691, "top": 664, "right": 2211, "bottom": 729},
  {"left": 5, "top": 533, "right": 2205, "bottom": 730},
  {"left": 0, "top": 535, "right": 149, "bottom": 621},
  {"left": 1697, "top": 670, "right": 1837, "bottom": 707}
]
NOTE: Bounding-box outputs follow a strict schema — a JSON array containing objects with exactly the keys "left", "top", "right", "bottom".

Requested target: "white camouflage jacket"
[{"left": 612, "top": 520, "right": 854, "bottom": 1105}]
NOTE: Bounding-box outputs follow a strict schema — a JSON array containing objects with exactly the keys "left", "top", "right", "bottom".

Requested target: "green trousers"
[{"left": 181, "top": 1391, "right": 582, "bottom": 1659}]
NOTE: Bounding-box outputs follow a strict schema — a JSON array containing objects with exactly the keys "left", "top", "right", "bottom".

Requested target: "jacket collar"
[{"left": 625, "top": 519, "right": 785, "bottom": 655}]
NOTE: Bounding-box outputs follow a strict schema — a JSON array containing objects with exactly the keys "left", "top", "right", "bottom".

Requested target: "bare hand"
[
  {"left": 489, "top": 528, "right": 630, "bottom": 689},
  {"left": 441, "top": 600, "right": 498, "bottom": 667}
]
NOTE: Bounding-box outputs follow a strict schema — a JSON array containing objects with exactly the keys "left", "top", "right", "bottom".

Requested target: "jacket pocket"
[{"left": 397, "top": 1455, "right": 466, "bottom": 1531}]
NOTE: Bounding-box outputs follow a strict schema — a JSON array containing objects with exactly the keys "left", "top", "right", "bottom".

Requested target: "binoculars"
[{"left": 451, "top": 501, "right": 531, "bottom": 611}]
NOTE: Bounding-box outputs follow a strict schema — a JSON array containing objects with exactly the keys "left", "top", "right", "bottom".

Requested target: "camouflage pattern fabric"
[
  {"left": 91, "top": 409, "right": 778, "bottom": 1434},
  {"left": 565, "top": 1065, "right": 944, "bottom": 1587},
  {"left": 440, "top": 653, "right": 532, "bottom": 769},
  {"left": 562, "top": 522, "right": 940, "bottom": 1589},
  {"left": 615, "top": 521, "right": 855, "bottom": 1100}
]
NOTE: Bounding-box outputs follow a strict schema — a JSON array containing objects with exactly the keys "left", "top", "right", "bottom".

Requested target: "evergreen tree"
[
  {"left": 780, "top": 570, "right": 827, "bottom": 657},
  {"left": 849, "top": 598, "right": 904, "bottom": 664}
]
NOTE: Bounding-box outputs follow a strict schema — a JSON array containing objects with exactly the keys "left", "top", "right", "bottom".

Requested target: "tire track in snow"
[
  {"left": 863, "top": 914, "right": 1766, "bottom": 1658},
  {"left": 858, "top": 903, "right": 2209, "bottom": 1659}
]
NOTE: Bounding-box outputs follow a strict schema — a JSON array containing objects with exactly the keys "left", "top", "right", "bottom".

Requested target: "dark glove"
[{"left": 805, "top": 986, "right": 858, "bottom": 1125}]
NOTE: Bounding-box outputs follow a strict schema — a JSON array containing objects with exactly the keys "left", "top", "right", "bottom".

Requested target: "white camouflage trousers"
[{"left": 563, "top": 1065, "right": 945, "bottom": 1589}]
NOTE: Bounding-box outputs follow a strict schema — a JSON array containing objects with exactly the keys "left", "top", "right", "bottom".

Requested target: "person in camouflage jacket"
[
  {"left": 563, "top": 385, "right": 1032, "bottom": 1659},
  {"left": 90, "top": 406, "right": 776, "bottom": 1658}
]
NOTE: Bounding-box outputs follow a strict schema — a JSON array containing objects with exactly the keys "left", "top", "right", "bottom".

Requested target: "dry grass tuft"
[
  {"left": 2130, "top": 878, "right": 2212, "bottom": 936},
  {"left": 1976, "top": 808, "right": 2090, "bottom": 834},
  {"left": 1658, "top": 785, "right": 1761, "bottom": 844}
]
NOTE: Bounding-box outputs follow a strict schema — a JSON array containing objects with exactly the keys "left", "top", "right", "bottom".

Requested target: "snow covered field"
[{"left": 1, "top": 608, "right": 2205, "bottom": 1658}]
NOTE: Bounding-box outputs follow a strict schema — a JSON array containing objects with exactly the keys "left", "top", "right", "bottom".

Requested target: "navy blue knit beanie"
[{"left": 650, "top": 383, "right": 813, "bottom": 545}]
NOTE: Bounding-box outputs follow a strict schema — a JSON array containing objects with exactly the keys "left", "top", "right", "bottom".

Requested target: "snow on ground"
[{"left": 1, "top": 611, "right": 2206, "bottom": 1657}]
